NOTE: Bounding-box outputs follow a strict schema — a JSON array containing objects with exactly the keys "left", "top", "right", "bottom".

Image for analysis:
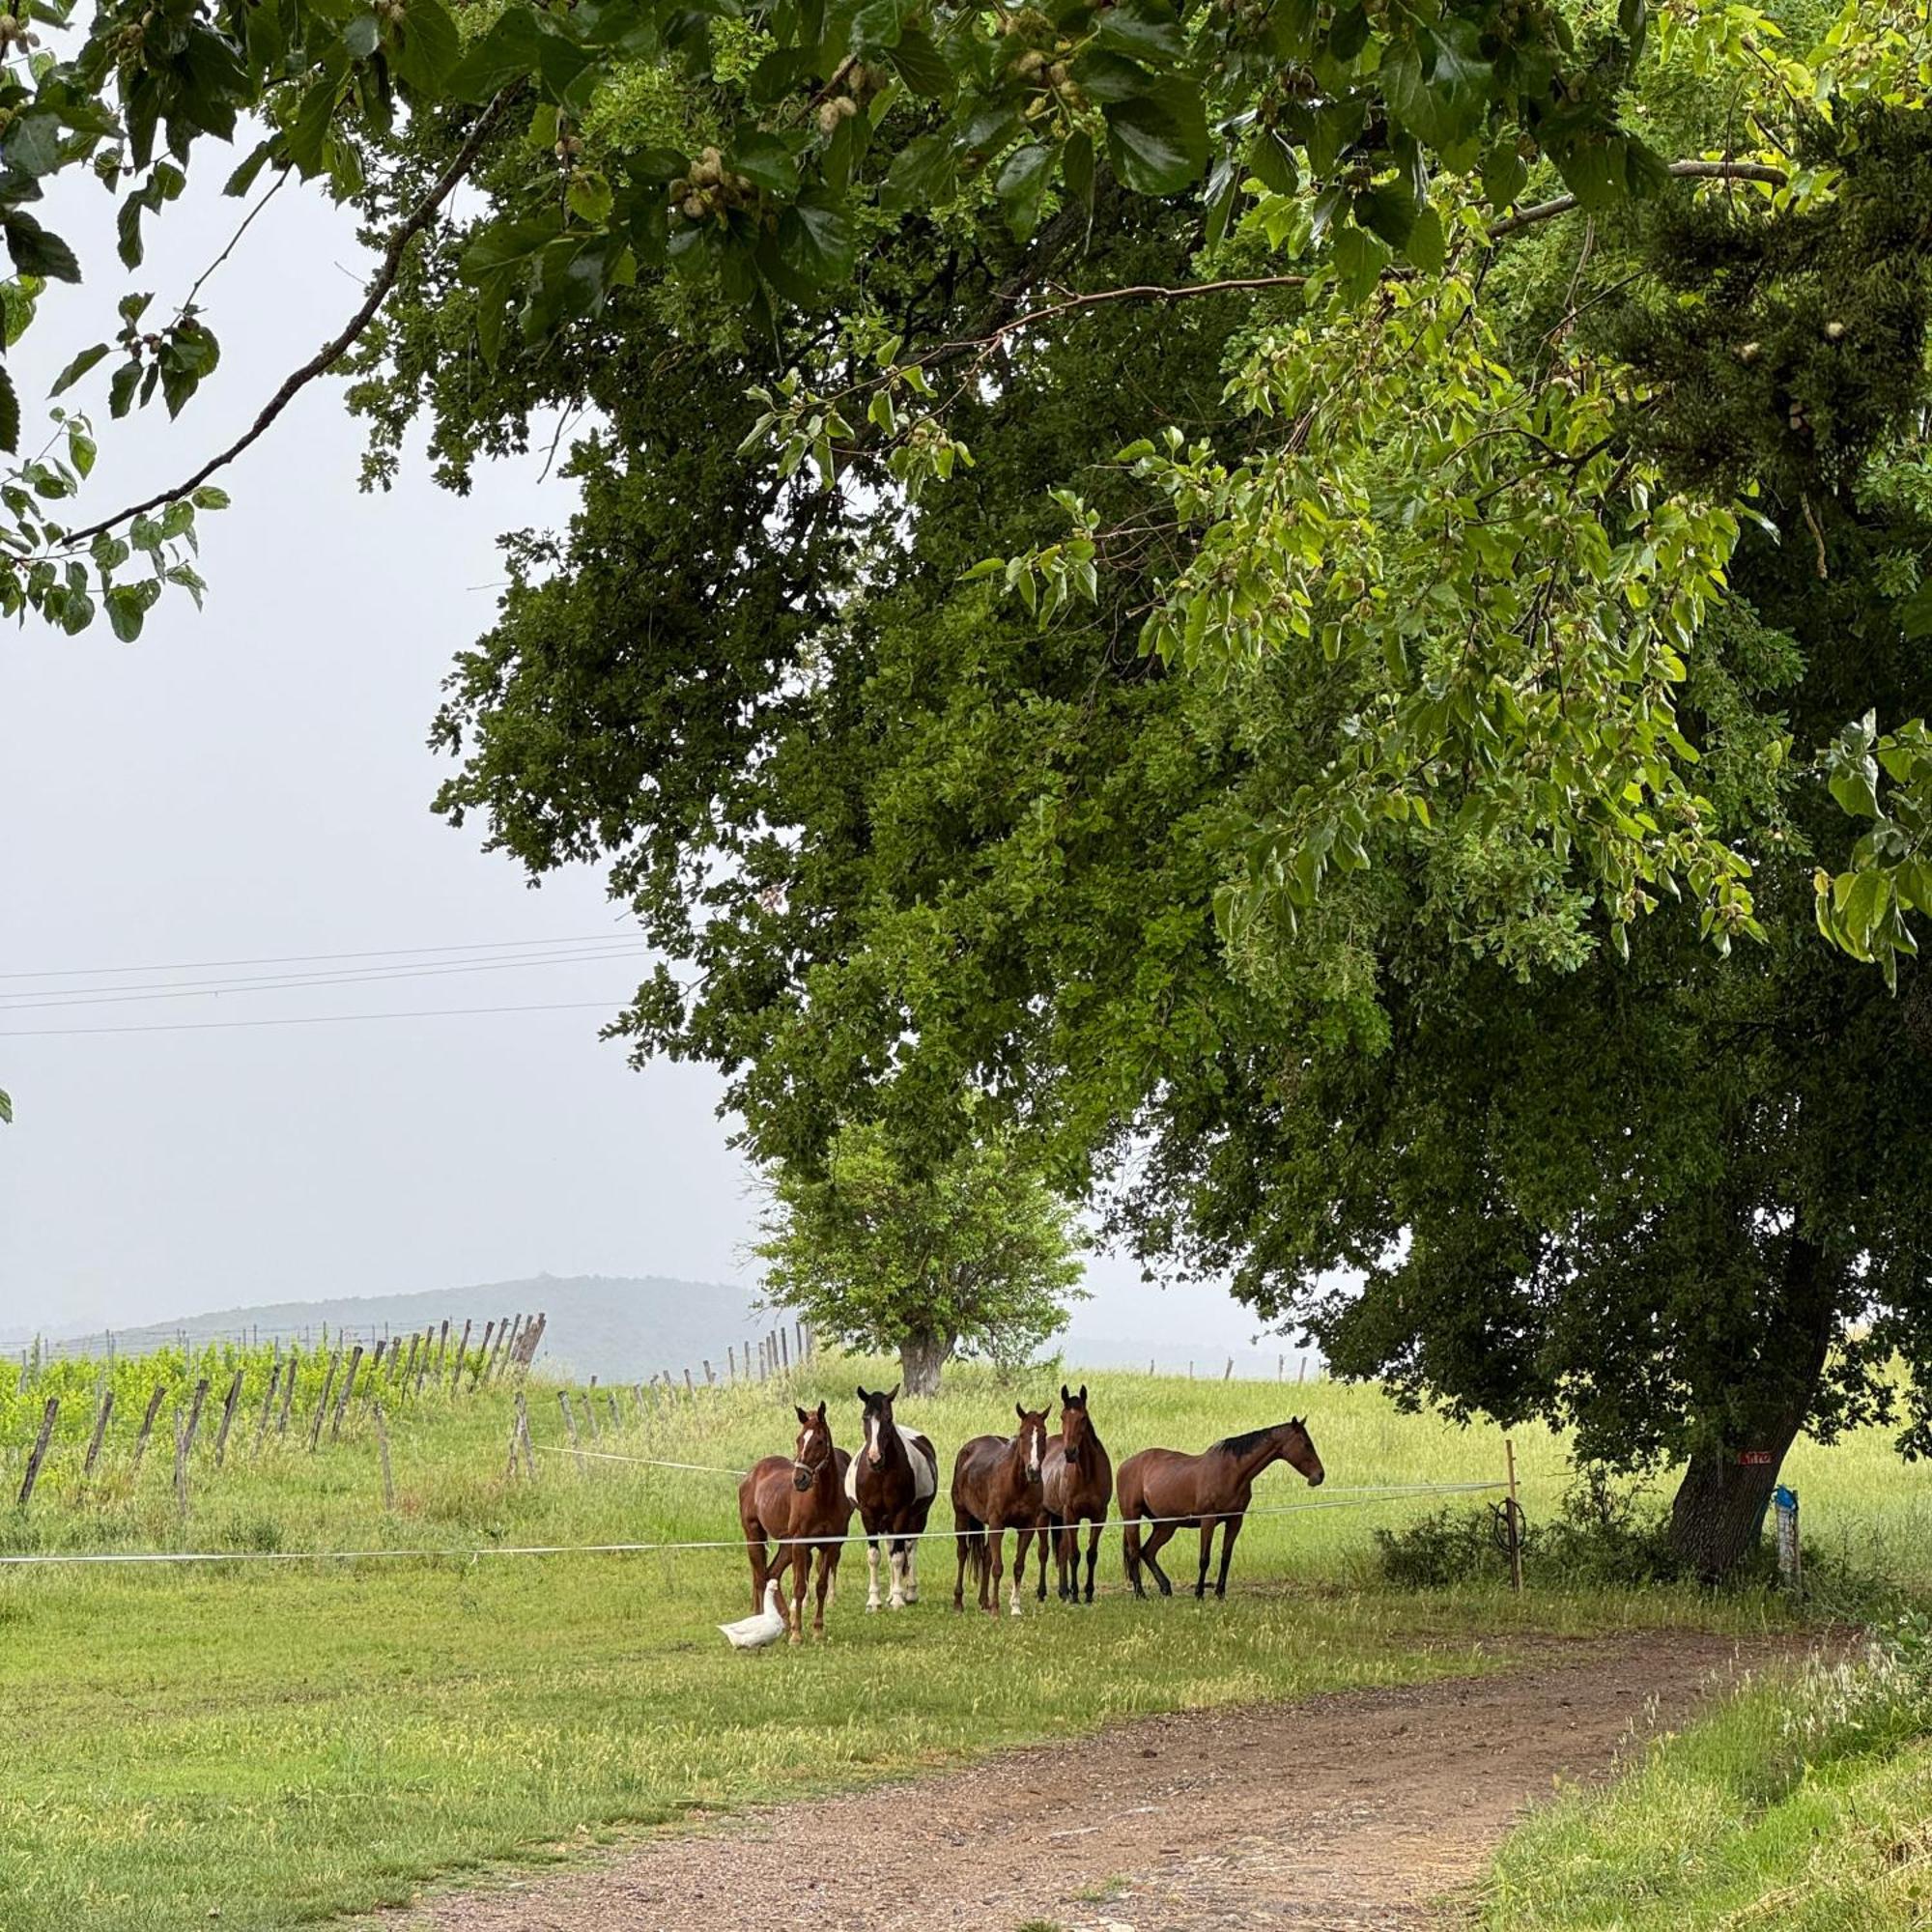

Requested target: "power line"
[
  {"left": 0, "top": 999, "right": 623, "bottom": 1039},
  {"left": 0, "top": 931, "right": 638, "bottom": 983},
  {"left": 0, "top": 945, "right": 652, "bottom": 1012}
]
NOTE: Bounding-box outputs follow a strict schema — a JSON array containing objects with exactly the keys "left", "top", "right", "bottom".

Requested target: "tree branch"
[
  {"left": 63, "top": 87, "right": 520, "bottom": 550},
  {"left": 1489, "top": 159, "right": 1790, "bottom": 239}
]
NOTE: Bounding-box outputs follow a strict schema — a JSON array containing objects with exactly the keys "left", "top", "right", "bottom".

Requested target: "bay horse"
[
  {"left": 1117, "top": 1416, "right": 1323, "bottom": 1600},
  {"left": 1037, "top": 1382, "right": 1111, "bottom": 1605},
  {"left": 737, "top": 1400, "right": 854, "bottom": 1642},
  {"left": 847, "top": 1383, "right": 939, "bottom": 1611},
  {"left": 952, "top": 1403, "right": 1049, "bottom": 1617}
]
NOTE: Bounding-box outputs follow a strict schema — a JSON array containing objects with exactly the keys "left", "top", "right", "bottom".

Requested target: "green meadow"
[{"left": 0, "top": 1352, "right": 1925, "bottom": 1930}]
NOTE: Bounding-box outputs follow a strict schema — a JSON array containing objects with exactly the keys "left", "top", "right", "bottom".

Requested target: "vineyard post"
[
  {"left": 517, "top": 1392, "right": 537, "bottom": 1479},
  {"left": 402, "top": 1333, "right": 420, "bottom": 1389},
  {"left": 558, "top": 1390, "right": 584, "bottom": 1473},
  {"left": 606, "top": 1388, "right": 621, "bottom": 1433},
  {"left": 16, "top": 1396, "right": 59, "bottom": 1508},
  {"left": 277, "top": 1353, "right": 299, "bottom": 1435},
  {"left": 414, "top": 1331, "right": 432, "bottom": 1398},
  {"left": 683, "top": 1367, "right": 696, "bottom": 1397},
  {"left": 470, "top": 1321, "right": 497, "bottom": 1390},
  {"left": 330, "top": 1345, "right": 364, "bottom": 1442},
  {"left": 374, "top": 1404, "right": 396, "bottom": 1511},
  {"left": 132, "top": 1383, "right": 167, "bottom": 1472},
  {"left": 1224, "top": 1357, "right": 1234, "bottom": 1380},
  {"left": 584, "top": 1378, "right": 603, "bottom": 1441},
  {"left": 448, "top": 1321, "right": 471, "bottom": 1393},
  {"left": 780, "top": 1327, "right": 789, "bottom": 1372},
  {"left": 213, "top": 1367, "right": 244, "bottom": 1467},
  {"left": 727, "top": 1346, "right": 736, "bottom": 1382},
  {"left": 1505, "top": 1438, "right": 1524, "bottom": 1594},
  {"left": 83, "top": 1388, "right": 115, "bottom": 1478},
  {"left": 368, "top": 1338, "right": 386, "bottom": 1381},
  {"left": 703, "top": 1360, "right": 715, "bottom": 1386},
  {"left": 436, "top": 1320, "right": 449, "bottom": 1373},
  {"left": 308, "top": 1352, "right": 341, "bottom": 1451},
  {"left": 255, "top": 1364, "right": 281, "bottom": 1455},
  {"left": 504, "top": 1402, "right": 523, "bottom": 1478}
]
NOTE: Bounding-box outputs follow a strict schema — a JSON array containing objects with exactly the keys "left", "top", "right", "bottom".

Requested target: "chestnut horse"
[
  {"left": 737, "top": 1400, "right": 854, "bottom": 1642},
  {"left": 848, "top": 1383, "right": 939, "bottom": 1611},
  {"left": 952, "top": 1403, "right": 1049, "bottom": 1617},
  {"left": 1117, "top": 1416, "right": 1323, "bottom": 1600},
  {"left": 1037, "top": 1383, "right": 1111, "bottom": 1605}
]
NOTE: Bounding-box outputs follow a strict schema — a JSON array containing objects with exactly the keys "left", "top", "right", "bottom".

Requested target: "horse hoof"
[{"left": 865, "top": 1603, "right": 879, "bottom": 1614}]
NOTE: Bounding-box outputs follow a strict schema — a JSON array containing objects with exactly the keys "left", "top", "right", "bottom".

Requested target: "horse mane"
[{"left": 1210, "top": 1421, "right": 1293, "bottom": 1457}]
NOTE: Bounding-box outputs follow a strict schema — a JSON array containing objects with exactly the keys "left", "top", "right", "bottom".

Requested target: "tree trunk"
[
  {"left": 1664, "top": 1236, "right": 1836, "bottom": 1583},
  {"left": 898, "top": 1330, "right": 955, "bottom": 1398}
]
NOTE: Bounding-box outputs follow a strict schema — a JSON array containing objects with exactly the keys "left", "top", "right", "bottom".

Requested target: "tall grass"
[{"left": 1483, "top": 1619, "right": 1932, "bottom": 1929}]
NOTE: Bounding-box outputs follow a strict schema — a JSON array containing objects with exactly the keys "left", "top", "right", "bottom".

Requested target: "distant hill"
[{"left": 39, "top": 1274, "right": 764, "bottom": 1382}]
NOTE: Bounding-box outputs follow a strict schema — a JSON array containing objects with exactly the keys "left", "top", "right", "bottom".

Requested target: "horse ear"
[
  {"left": 1078, "top": 1384, "right": 1087, "bottom": 1403},
  {"left": 856, "top": 1385, "right": 869, "bottom": 1403},
  {"left": 1061, "top": 1383, "right": 1071, "bottom": 1406},
  {"left": 816, "top": 1399, "right": 827, "bottom": 1420},
  {"left": 1016, "top": 1402, "right": 1027, "bottom": 1421},
  {"left": 795, "top": 1405, "right": 810, "bottom": 1425},
  {"left": 884, "top": 1383, "right": 899, "bottom": 1404}
]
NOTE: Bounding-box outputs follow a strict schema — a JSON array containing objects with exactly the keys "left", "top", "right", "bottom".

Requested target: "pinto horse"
[
  {"left": 737, "top": 1400, "right": 854, "bottom": 1642},
  {"left": 1117, "top": 1416, "right": 1324, "bottom": 1601},
  {"left": 1037, "top": 1383, "right": 1111, "bottom": 1605},
  {"left": 952, "top": 1403, "right": 1049, "bottom": 1617},
  {"left": 848, "top": 1384, "right": 939, "bottom": 1612}
]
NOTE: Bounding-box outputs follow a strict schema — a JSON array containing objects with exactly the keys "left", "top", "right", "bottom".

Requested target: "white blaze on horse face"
[{"left": 867, "top": 1409, "right": 884, "bottom": 1469}]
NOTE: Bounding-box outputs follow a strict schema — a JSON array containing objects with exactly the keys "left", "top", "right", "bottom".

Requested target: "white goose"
[{"left": 719, "top": 1578, "right": 789, "bottom": 1651}]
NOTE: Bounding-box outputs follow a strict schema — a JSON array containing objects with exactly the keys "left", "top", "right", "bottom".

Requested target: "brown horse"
[
  {"left": 1037, "top": 1383, "right": 1111, "bottom": 1605},
  {"left": 737, "top": 1400, "right": 854, "bottom": 1642},
  {"left": 1117, "top": 1417, "right": 1323, "bottom": 1600},
  {"left": 952, "top": 1403, "right": 1049, "bottom": 1617},
  {"left": 849, "top": 1383, "right": 939, "bottom": 1611}
]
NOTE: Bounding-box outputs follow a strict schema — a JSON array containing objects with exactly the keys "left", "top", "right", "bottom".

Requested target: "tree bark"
[
  {"left": 1664, "top": 1236, "right": 1837, "bottom": 1583},
  {"left": 898, "top": 1329, "right": 955, "bottom": 1397}
]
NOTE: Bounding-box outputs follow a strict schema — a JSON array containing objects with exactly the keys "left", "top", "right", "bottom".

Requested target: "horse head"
[
  {"left": 856, "top": 1383, "right": 899, "bottom": 1469},
  {"left": 1059, "top": 1383, "right": 1093, "bottom": 1464},
  {"left": 1015, "top": 1401, "right": 1050, "bottom": 1481},
  {"left": 1282, "top": 1415, "right": 1324, "bottom": 1487},
  {"left": 792, "top": 1400, "right": 833, "bottom": 1492}
]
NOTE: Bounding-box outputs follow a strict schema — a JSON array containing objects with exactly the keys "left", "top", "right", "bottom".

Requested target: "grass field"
[{"left": 0, "top": 1352, "right": 1926, "bottom": 1930}]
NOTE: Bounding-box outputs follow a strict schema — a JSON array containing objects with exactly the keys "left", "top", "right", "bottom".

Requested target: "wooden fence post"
[
  {"left": 374, "top": 1404, "right": 396, "bottom": 1511},
  {"left": 82, "top": 1387, "right": 115, "bottom": 1478},
  {"left": 448, "top": 1321, "right": 472, "bottom": 1393},
  {"left": 1504, "top": 1438, "right": 1524, "bottom": 1594},
  {"left": 277, "top": 1355, "right": 299, "bottom": 1435},
  {"left": 470, "top": 1321, "right": 497, "bottom": 1390},
  {"left": 584, "top": 1378, "right": 603, "bottom": 1441},
  {"left": 558, "top": 1390, "right": 584, "bottom": 1473},
  {"left": 402, "top": 1333, "right": 420, "bottom": 1389},
  {"left": 516, "top": 1392, "right": 537, "bottom": 1479},
  {"left": 505, "top": 1403, "right": 524, "bottom": 1478},
  {"left": 703, "top": 1359, "right": 715, "bottom": 1386},
  {"left": 308, "top": 1352, "right": 341, "bottom": 1452},
  {"left": 1224, "top": 1357, "right": 1234, "bottom": 1380},
  {"left": 132, "top": 1382, "right": 167, "bottom": 1472},
  {"left": 213, "top": 1368, "right": 245, "bottom": 1468},
  {"left": 683, "top": 1367, "right": 696, "bottom": 1397},
  {"left": 330, "top": 1345, "right": 364, "bottom": 1443},
  {"left": 256, "top": 1365, "right": 281, "bottom": 1455},
  {"left": 780, "top": 1327, "right": 790, "bottom": 1371},
  {"left": 16, "top": 1396, "right": 59, "bottom": 1508}
]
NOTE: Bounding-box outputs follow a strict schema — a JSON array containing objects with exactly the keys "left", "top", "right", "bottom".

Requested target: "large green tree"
[{"left": 405, "top": 12, "right": 1932, "bottom": 1579}]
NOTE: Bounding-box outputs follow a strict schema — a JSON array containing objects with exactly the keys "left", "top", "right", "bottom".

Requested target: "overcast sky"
[{"left": 0, "top": 156, "right": 1287, "bottom": 1360}]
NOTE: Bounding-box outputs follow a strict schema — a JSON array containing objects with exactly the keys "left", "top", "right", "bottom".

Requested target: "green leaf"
[
  {"left": 887, "top": 26, "right": 952, "bottom": 97},
  {"left": 287, "top": 72, "right": 342, "bottom": 177},
  {"left": 1247, "top": 128, "right": 1298, "bottom": 195},
  {"left": 1330, "top": 222, "right": 1390, "bottom": 302},
  {"left": 883, "top": 131, "right": 954, "bottom": 209},
  {"left": 344, "top": 13, "right": 381, "bottom": 59},
  {"left": 1101, "top": 83, "right": 1208, "bottom": 196},
  {"left": 777, "top": 195, "right": 856, "bottom": 285},
  {"left": 391, "top": 0, "right": 461, "bottom": 90},
  {"left": 567, "top": 171, "right": 614, "bottom": 224},
  {"left": 106, "top": 584, "right": 149, "bottom": 641},
  {"left": 49, "top": 343, "right": 109, "bottom": 398},
  {"left": 1094, "top": 0, "right": 1186, "bottom": 64},
  {"left": 4, "top": 111, "right": 63, "bottom": 179},
  {"left": 1384, "top": 19, "right": 1493, "bottom": 152},
  {"left": 728, "top": 130, "right": 798, "bottom": 195},
  {"left": 1063, "top": 128, "right": 1094, "bottom": 213},
  {"left": 995, "top": 144, "right": 1053, "bottom": 240},
  {"left": 1404, "top": 204, "right": 1446, "bottom": 273},
  {"left": 0, "top": 365, "right": 18, "bottom": 456},
  {"left": 5, "top": 214, "right": 80, "bottom": 285}
]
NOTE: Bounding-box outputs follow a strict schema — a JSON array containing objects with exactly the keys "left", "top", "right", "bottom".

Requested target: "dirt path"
[{"left": 391, "top": 1631, "right": 1785, "bottom": 1932}]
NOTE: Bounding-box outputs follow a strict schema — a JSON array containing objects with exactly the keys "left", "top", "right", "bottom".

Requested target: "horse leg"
[
  {"left": 1122, "top": 1516, "right": 1145, "bottom": 1598},
  {"left": 813, "top": 1547, "right": 833, "bottom": 1635},
  {"left": 1009, "top": 1525, "right": 1035, "bottom": 1617},
  {"left": 744, "top": 1530, "right": 769, "bottom": 1614},
  {"left": 865, "top": 1535, "right": 883, "bottom": 1613},
  {"left": 786, "top": 1543, "right": 808, "bottom": 1643},
  {"left": 1190, "top": 1507, "right": 1221, "bottom": 1600},
  {"left": 1140, "top": 1517, "right": 1177, "bottom": 1597},
  {"left": 1215, "top": 1516, "right": 1243, "bottom": 1599},
  {"left": 1038, "top": 1514, "right": 1055, "bottom": 1602},
  {"left": 1084, "top": 1515, "right": 1103, "bottom": 1603},
  {"left": 887, "top": 1537, "right": 907, "bottom": 1610},
  {"left": 985, "top": 1524, "right": 1005, "bottom": 1616},
  {"left": 953, "top": 1514, "right": 974, "bottom": 1612},
  {"left": 904, "top": 1534, "right": 920, "bottom": 1605}
]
